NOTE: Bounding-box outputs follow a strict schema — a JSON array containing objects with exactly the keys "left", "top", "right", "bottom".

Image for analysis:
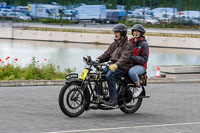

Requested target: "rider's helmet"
[
  {"left": 112, "top": 24, "right": 127, "bottom": 37},
  {"left": 131, "top": 24, "right": 145, "bottom": 36}
]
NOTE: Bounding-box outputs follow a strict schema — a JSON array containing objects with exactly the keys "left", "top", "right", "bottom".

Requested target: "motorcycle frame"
[{"left": 65, "top": 61, "right": 149, "bottom": 107}]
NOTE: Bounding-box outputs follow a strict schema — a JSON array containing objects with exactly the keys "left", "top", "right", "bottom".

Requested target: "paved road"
[{"left": 0, "top": 83, "right": 200, "bottom": 133}]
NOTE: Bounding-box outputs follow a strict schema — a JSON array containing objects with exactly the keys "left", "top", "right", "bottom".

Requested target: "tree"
[{"left": 105, "top": 0, "right": 117, "bottom": 9}]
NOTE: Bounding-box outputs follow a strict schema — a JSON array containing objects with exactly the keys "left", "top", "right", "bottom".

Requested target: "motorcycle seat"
[{"left": 120, "top": 72, "right": 147, "bottom": 86}]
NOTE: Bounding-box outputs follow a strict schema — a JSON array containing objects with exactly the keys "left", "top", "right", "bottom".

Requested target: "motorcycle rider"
[
  {"left": 96, "top": 24, "right": 133, "bottom": 107},
  {"left": 129, "top": 24, "right": 149, "bottom": 98}
]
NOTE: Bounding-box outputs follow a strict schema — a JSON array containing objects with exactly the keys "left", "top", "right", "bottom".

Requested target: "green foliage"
[
  {"left": 17, "top": 18, "right": 75, "bottom": 24},
  {"left": 65, "top": 67, "right": 76, "bottom": 74},
  {"left": 105, "top": 0, "right": 117, "bottom": 9},
  {"left": 39, "top": 19, "right": 75, "bottom": 24},
  {"left": 0, "top": 57, "right": 74, "bottom": 80}
]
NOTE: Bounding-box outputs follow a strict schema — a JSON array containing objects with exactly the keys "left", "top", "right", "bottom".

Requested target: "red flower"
[
  {"left": 1, "top": 68, "right": 5, "bottom": 71},
  {"left": 2, "top": 61, "right": 4, "bottom": 63},
  {"left": 21, "top": 74, "right": 24, "bottom": 76},
  {"left": 6, "top": 57, "right": 10, "bottom": 60},
  {"left": 0, "top": 59, "right": 2, "bottom": 62},
  {"left": 44, "top": 59, "right": 47, "bottom": 61},
  {"left": 14, "top": 59, "right": 18, "bottom": 61},
  {"left": 6, "top": 66, "right": 9, "bottom": 69},
  {"left": 7, "top": 64, "right": 11, "bottom": 66}
]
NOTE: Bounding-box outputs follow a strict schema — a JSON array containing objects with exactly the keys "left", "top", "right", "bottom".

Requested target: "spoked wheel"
[
  {"left": 67, "top": 88, "right": 83, "bottom": 109},
  {"left": 59, "top": 83, "right": 86, "bottom": 117},
  {"left": 118, "top": 85, "right": 144, "bottom": 114}
]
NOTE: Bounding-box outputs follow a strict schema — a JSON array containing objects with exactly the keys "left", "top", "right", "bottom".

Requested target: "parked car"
[
  {"left": 7, "top": 12, "right": 32, "bottom": 20},
  {"left": 60, "top": 9, "right": 77, "bottom": 20},
  {"left": 192, "top": 18, "right": 200, "bottom": 26},
  {"left": 63, "top": 9, "right": 77, "bottom": 16},
  {"left": 106, "top": 9, "right": 126, "bottom": 20},
  {"left": 128, "top": 16, "right": 160, "bottom": 25},
  {"left": 115, "top": 9, "right": 126, "bottom": 20},
  {"left": 128, "top": 11, "right": 142, "bottom": 18},
  {"left": 0, "top": 9, "right": 12, "bottom": 16},
  {"left": 158, "top": 13, "right": 175, "bottom": 24},
  {"left": 172, "top": 17, "right": 200, "bottom": 26},
  {"left": 12, "top": 9, "right": 31, "bottom": 16},
  {"left": 152, "top": 7, "right": 177, "bottom": 18},
  {"left": 105, "top": 11, "right": 118, "bottom": 24},
  {"left": 75, "top": 5, "right": 106, "bottom": 23}
]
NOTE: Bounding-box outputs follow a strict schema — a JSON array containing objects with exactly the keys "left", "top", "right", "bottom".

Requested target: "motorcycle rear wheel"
[
  {"left": 119, "top": 86, "right": 144, "bottom": 114},
  {"left": 59, "top": 83, "right": 86, "bottom": 117}
]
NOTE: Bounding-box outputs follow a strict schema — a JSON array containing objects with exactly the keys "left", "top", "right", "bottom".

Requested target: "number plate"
[{"left": 79, "top": 69, "right": 88, "bottom": 80}]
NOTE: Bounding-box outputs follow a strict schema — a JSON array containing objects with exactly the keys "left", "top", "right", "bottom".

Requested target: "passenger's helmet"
[
  {"left": 131, "top": 24, "right": 145, "bottom": 36},
  {"left": 112, "top": 24, "right": 127, "bottom": 37}
]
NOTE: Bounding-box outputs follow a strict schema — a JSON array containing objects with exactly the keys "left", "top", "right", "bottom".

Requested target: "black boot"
[{"left": 101, "top": 98, "right": 117, "bottom": 108}]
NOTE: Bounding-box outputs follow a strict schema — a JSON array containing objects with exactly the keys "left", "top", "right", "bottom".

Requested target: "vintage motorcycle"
[{"left": 59, "top": 56, "right": 150, "bottom": 117}]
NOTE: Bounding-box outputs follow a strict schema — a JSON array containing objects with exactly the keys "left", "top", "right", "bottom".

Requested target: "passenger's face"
[
  {"left": 133, "top": 30, "right": 141, "bottom": 38},
  {"left": 114, "top": 31, "right": 121, "bottom": 41}
]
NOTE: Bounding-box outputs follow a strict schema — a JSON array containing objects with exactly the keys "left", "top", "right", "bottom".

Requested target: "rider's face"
[
  {"left": 114, "top": 31, "right": 121, "bottom": 41},
  {"left": 133, "top": 30, "right": 141, "bottom": 38}
]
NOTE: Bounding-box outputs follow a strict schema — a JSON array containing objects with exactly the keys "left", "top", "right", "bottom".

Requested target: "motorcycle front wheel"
[{"left": 59, "top": 83, "right": 86, "bottom": 117}]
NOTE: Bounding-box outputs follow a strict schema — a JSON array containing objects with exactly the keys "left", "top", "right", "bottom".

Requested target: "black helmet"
[
  {"left": 112, "top": 24, "right": 127, "bottom": 37},
  {"left": 131, "top": 24, "right": 145, "bottom": 36}
]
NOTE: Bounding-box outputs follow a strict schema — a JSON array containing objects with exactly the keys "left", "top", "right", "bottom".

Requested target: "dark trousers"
[{"left": 103, "top": 67, "right": 124, "bottom": 99}]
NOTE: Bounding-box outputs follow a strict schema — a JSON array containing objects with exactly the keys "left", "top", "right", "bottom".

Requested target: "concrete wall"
[
  {"left": 13, "top": 29, "right": 115, "bottom": 43},
  {"left": 0, "top": 27, "right": 12, "bottom": 38},
  {"left": 1, "top": 27, "right": 200, "bottom": 49},
  {"left": 158, "top": 65, "right": 200, "bottom": 80},
  {"left": 146, "top": 36, "right": 200, "bottom": 49}
]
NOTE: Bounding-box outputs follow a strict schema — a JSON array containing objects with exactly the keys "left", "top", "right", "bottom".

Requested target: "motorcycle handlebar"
[
  {"left": 83, "top": 56, "right": 111, "bottom": 67},
  {"left": 88, "top": 60, "right": 111, "bottom": 67}
]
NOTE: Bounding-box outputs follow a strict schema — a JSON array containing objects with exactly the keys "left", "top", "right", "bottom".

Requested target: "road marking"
[{"left": 43, "top": 121, "right": 200, "bottom": 133}]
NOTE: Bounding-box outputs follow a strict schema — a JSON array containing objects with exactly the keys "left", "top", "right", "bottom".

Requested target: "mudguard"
[{"left": 65, "top": 73, "right": 79, "bottom": 84}]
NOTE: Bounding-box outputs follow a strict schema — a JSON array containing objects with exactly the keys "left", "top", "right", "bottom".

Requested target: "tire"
[
  {"left": 106, "top": 20, "right": 110, "bottom": 24},
  {"left": 91, "top": 19, "right": 96, "bottom": 23},
  {"left": 59, "top": 82, "right": 86, "bottom": 117},
  {"left": 118, "top": 85, "right": 144, "bottom": 114},
  {"left": 146, "top": 22, "right": 152, "bottom": 26}
]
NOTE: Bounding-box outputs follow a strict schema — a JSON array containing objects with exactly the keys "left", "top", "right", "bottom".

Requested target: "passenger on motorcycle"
[
  {"left": 129, "top": 24, "right": 149, "bottom": 98},
  {"left": 96, "top": 24, "right": 133, "bottom": 107}
]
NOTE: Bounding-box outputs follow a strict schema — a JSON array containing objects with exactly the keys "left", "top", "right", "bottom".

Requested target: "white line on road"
[{"left": 43, "top": 121, "right": 200, "bottom": 133}]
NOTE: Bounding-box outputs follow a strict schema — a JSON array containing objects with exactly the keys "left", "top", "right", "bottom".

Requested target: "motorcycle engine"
[{"left": 94, "top": 81, "right": 108, "bottom": 96}]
